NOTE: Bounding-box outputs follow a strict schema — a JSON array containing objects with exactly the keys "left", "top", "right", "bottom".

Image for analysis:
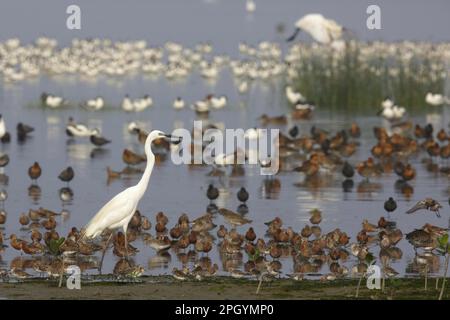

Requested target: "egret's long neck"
[{"left": 136, "top": 140, "right": 155, "bottom": 197}]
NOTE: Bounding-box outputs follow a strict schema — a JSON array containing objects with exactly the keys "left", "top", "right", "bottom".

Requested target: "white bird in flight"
[
  {"left": 287, "top": 14, "right": 344, "bottom": 44},
  {"left": 82, "top": 130, "right": 182, "bottom": 269}
]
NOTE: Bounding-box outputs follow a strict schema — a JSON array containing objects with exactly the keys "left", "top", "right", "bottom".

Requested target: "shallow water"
[
  {"left": 1, "top": 66, "right": 450, "bottom": 279},
  {"left": 1, "top": 0, "right": 450, "bottom": 280}
]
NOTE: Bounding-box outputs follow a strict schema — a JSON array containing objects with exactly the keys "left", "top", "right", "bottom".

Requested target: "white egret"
[
  {"left": 287, "top": 14, "right": 344, "bottom": 44},
  {"left": 82, "top": 130, "right": 181, "bottom": 269}
]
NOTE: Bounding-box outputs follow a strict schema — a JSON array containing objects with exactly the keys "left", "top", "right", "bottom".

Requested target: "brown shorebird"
[
  {"left": 218, "top": 208, "right": 252, "bottom": 227},
  {"left": 406, "top": 198, "right": 443, "bottom": 217}
]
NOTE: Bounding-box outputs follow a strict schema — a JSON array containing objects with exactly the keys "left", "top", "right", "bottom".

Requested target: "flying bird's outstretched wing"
[
  {"left": 406, "top": 200, "right": 427, "bottom": 214},
  {"left": 286, "top": 28, "right": 300, "bottom": 42}
]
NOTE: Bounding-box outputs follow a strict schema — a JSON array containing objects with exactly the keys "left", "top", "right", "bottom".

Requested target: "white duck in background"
[
  {"left": 133, "top": 95, "right": 153, "bottom": 112},
  {"left": 426, "top": 92, "right": 448, "bottom": 106},
  {"left": 285, "top": 86, "right": 305, "bottom": 104},
  {"left": 287, "top": 14, "right": 344, "bottom": 44},
  {"left": 380, "top": 105, "right": 406, "bottom": 121},
  {"left": 173, "top": 97, "right": 185, "bottom": 110},
  {"left": 238, "top": 81, "right": 249, "bottom": 94},
  {"left": 381, "top": 97, "right": 394, "bottom": 110},
  {"left": 211, "top": 95, "right": 228, "bottom": 109},
  {"left": 121, "top": 95, "right": 153, "bottom": 112},
  {"left": 82, "top": 96, "right": 105, "bottom": 111},
  {"left": 191, "top": 98, "right": 210, "bottom": 114},
  {"left": 122, "top": 95, "right": 134, "bottom": 112},
  {"left": 0, "top": 115, "right": 6, "bottom": 140},
  {"left": 41, "top": 92, "right": 67, "bottom": 108},
  {"left": 66, "top": 117, "right": 99, "bottom": 137}
]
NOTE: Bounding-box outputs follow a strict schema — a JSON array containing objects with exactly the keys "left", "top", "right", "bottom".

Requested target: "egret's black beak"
[
  {"left": 286, "top": 28, "right": 300, "bottom": 42},
  {"left": 163, "top": 134, "right": 182, "bottom": 145}
]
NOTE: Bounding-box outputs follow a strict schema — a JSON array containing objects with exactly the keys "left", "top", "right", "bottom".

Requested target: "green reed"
[{"left": 290, "top": 42, "right": 449, "bottom": 113}]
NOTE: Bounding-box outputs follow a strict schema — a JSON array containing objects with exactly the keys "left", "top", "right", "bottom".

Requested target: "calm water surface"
[
  {"left": 1, "top": 0, "right": 450, "bottom": 279},
  {"left": 1, "top": 68, "right": 450, "bottom": 278}
]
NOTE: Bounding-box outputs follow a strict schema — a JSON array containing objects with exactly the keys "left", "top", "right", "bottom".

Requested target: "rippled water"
[{"left": 1, "top": 66, "right": 450, "bottom": 279}]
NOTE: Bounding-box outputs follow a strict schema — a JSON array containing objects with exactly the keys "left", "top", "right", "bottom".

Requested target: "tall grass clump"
[{"left": 286, "top": 41, "right": 450, "bottom": 113}]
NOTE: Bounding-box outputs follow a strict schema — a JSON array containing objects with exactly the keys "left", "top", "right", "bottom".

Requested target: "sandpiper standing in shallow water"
[{"left": 28, "top": 162, "right": 42, "bottom": 183}]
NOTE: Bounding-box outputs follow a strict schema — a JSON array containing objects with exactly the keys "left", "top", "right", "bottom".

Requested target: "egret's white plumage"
[
  {"left": 287, "top": 14, "right": 344, "bottom": 44},
  {"left": 84, "top": 130, "right": 168, "bottom": 240}
]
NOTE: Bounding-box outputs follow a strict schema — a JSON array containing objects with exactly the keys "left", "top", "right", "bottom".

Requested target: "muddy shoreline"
[{"left": 0, "top": 277, "right": 448, "bottom": 300}]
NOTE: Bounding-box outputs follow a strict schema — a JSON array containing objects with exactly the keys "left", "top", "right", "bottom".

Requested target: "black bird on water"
[
  {"left": 0, "top": 132, "right": 11, "bottom": 143},
  {"left": 384, "top": 197, "right": 397, "bottom": 213},
  {"left": 206, "top": 184, "right": 219, "bottom": 202},
  {"left": 237, "top": 187, "right": 249, "bottom": 203},
  {"left": 288, "top": 125, "right": 299, "bottom": 138},
  {"left": 17, "top": 122, "right": 34, "bottom": 141},
  {"left": 58, "top": 166, "right": 75, "bottom": 184},
  {"left": 342, "top": 162, "right": 354, "bottom": 178}
]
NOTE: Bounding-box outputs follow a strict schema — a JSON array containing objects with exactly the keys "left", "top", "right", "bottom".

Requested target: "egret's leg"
[
  {"left": 99, "top": 232, "right": 113, "bottom": 274},
  {"left": 124, "top": 228, "right": 129, "bottom": 260}
]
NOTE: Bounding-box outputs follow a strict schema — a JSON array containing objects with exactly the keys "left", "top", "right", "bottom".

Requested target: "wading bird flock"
[{"left": 0, "top": 33, "right": 450, "bottom": 284}]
